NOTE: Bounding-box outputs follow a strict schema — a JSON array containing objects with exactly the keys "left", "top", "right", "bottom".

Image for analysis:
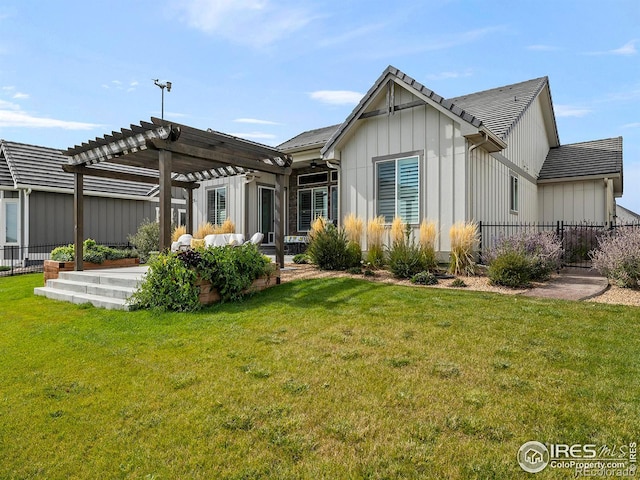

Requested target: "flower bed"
[{"left": 44, "top": 257, "right": 140, "bottom": 282}]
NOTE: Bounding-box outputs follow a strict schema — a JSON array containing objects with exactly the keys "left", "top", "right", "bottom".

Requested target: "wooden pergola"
[{"left": 63, "top": 117, "right": 292, "bottom": 269}]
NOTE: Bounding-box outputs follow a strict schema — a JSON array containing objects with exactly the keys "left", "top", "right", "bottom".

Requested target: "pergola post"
[
  {"left": 74, "top": 172, "right": 84, "bottom": 271},
  {"left": 274, "top": 173, "right": 285, "bottom": 270},
  {"left": 186, "top": 188, "right": 193, "bottom": 235},
  {"left": 159, "top": 149, "right": 172, "bottom": 251}
]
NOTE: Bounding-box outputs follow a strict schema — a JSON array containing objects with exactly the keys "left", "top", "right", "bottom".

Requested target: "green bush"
[
  {"left": 411, "top": 271, "right": 438, "bottom": 285},
  {"left": 365, "top": 245, "right": 385, "bottom": 268},
  {"left": 451, "top": 278, "right": 467, "bottom": 288},
  {"left": 50, "top": 239, "right": 137, "bottom": 264},
  {"left": 292, "top": 253, "right": 310, "bottom": 264},
  {"left": 488, "top": 251, "right": 532, "bottom": 288},
  {"left": 128, "top": 244, "right": 273, "bottom": 311},
  {"left": 307, "top": 224, "right": 360, "bottom": 271},
  {"left": 128, "top": 219, "right": 160, "bottom": 263}
]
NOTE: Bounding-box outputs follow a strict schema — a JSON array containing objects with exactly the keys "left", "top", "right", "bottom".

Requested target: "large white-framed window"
[
  {"left": 298, "top": 187, "right": 327, "bottom": 232},
  {"left": 207, "top": 187, "right": 227, "bottom": 225},
  {"left": 376, "top": 155, "right": 420, "bottom": 224},
  {"left": 509, "top": 173, "right": 519, "bottom": 213},
  {"left": 2, "top": 194, "right": 19, "bottom": 245}
]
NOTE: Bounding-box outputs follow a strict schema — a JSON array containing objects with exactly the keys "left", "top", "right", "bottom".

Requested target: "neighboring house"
[
  {"left": 193, "top": 65, "right": 630, "bottom": 253},
  {"left": 616, "top": 204, "right": 640, "bottom": 224},
  {"left": 0, "top": 140, "right": 186, "bottom": 264}
]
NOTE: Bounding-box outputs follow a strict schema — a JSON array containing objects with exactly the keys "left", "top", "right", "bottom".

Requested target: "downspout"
[
  {"left": 466, "top": 131, "right": 487, "bottom": 221},
  {"left": 326, "top": 160, "right": 341, "bottom": 228},
  {"left": 23, "top": 188, "right": 31, "bottom": 266}
]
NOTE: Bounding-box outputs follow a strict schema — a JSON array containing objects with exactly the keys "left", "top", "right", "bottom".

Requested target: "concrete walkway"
[{"left": 523, "top": 268, "right": 609, "bottom": 301}]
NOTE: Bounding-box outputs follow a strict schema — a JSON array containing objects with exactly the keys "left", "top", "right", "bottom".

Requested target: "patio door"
[{"left": 258, "top": 186, "right": 275, "bottom": 245}]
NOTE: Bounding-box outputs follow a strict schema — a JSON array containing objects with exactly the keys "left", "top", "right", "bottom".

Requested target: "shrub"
[
  {"left": 366, "top": 216, "right": 386, "bottom": 268},
  {"left": 411, "top": 271, "right": 438, "bottom": 285},
  {"left": 484, "top": 231, "right": 562, "bottom": 281},
  {"left": 50, "top": 239, "right": 137, "bottom": 264},
  {"left": 128, "top": 219, "right": 160, "bottom": 263},
  {"left": 387, "top": 225, "right": 429, "bottom": 279},
  {"left": 449, "top": 222, "right": 478, "bottom": 276},
  {"left": 488, "top": 251, "right": 532, "bottom": 288},
  {"left": 451, "top": 278, "right": 467, "bottom": 288},
  {"left": 591, "top": 226, "right": 640, "bottom": 288},
  {"left": 128, "top": 243, "right": 272, "bottom": 311},
  {"left": 307, "top": 223, "right": 360, "bottom": 271},
  {"left": 292, "top": 253, "right": 310, "bottom": 264}
]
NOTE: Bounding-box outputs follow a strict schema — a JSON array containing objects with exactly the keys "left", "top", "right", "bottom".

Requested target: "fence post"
[
  {"left": 478, "top": 221, "right": 483, "bottom": 263},
  {"left": 10, "top": 245, "right": 14, "bottom": 276}
]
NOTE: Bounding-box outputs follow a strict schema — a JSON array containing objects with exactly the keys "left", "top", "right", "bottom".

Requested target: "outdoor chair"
[
  {"left": 245, "top": 232, "right": 264, "bottom": 246},
  {"left": 171, "top": 233, "right": 193, "bottom": 252}
]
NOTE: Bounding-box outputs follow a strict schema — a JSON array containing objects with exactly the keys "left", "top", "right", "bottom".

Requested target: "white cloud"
[
  {"left": 554, "top": 104, "right": 592, "bottom": 118},
  {"left": 0, "top": 99, "right": 101, "bottom": 130},
  {"left": 176, "top": 0, "right": 316, "bottom": 47},
  {"left": 623, "top": 122, "right": 640, "bottom": 128},
  {"left": 12, "top": 92, "right": 29, "bottom": 99},
  {"left": 310, "top": 90, "right": 363, "bottom": 106},
  {"left": 586, "top": 40, "right": 637, "bottom": 56},
  {"left": 229, "top": 131, "right": 276, "bottom": 140},
  {"left": 234, "top": 118, "right": 281, "bottom": 125}
]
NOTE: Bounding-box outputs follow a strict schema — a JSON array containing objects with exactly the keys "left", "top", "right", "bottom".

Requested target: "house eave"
[{"left": 537, "top": 173, "right": 622, "bottom": 196}]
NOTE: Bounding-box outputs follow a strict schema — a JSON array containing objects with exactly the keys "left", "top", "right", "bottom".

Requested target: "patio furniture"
[
  {"left": 284, "top": 235, "right": 308, "bottom": 254},
  {"left": 204, "top": 233, "right": 245, "bottom": 247},
  {"left": 245, "top": 232, "right": 264, "bottom": 246},
  {"left": 171, "top": 234, "right": 193, "bottom": 252}
]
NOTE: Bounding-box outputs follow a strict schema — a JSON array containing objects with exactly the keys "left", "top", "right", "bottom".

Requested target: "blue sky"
[{"left": 1, "top": 0, "right": 639, "bottom": 211}]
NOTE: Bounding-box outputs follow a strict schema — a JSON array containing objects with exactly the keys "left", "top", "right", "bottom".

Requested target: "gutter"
[{"left": 14, "top": 184, "right": 164, "bottom": 202}]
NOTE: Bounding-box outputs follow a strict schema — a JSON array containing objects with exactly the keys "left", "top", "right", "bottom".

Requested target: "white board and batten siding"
[
  {"left": 193, "top": 176, "right": 246, "bottom": 233},
  {"left": 337, "top": 87, "right": 466, "bottom": 251},
  {"left": 538, "top": 180, "right": 606, "bottom": 224}
]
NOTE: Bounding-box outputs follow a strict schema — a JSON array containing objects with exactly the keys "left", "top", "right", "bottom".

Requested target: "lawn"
[{"left": 1, "top": 273, "right": 639, "bottom": 479}]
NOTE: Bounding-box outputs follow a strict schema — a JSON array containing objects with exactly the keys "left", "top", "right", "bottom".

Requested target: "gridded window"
[
  {"left": 298, "top": 187, "right": 327, "bottom": 231},
  {"left": 376, "top": 156, "right": 419, "bottom": 223},
  {"left": 510, "top": 173, "right": 519, "bottom": 213},
  {"left": 4, "top": 201, "right": 18, "bottom": 243},
  {"left": 207, "top": 187, "right": 227, "bottom": 225}
]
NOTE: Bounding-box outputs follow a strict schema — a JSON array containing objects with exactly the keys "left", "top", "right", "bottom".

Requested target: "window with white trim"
[
  {"left": 509, "top": 173, "right": 519, "bottom": 213},
  {"left": 298, "top": 187, "right": 327, "bottom": 232},
  {"left": 4, "top": 199, "right": 18, "bottom": 244},
  {"left": 207, "top": 187, "right": 227, "bottom": 225},
  {"left": 376, "top": 155, "right": 420, "bottom": 223}
]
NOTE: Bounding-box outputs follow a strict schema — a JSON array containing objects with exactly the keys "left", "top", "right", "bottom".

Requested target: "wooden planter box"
[
  {"left": 44, "top": 258, "right": 140, "bottom": 283},
  {"left": 195, "top": 265, "right": 281, "bottom": 305}
]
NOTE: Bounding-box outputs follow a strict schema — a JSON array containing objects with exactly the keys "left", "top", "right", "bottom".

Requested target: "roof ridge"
[
  {"left": 448, "top": 76, "right": 549, "bottom": 102},
  {"left": 554, "top": 136, "right": 622, "bottom": 148},
  {"left": 0, "top": 139, "right": 65, "bottom": 153}
]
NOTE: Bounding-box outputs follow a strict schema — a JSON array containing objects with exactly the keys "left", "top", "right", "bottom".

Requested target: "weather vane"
[{"left": 153, "top": 79, "right": 172, "bottom": 120}]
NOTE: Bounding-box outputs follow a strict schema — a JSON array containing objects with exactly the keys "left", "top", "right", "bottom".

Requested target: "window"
[
  {"left": 4, "top": 201, "right": 18, "bottom": 243},
  {"left": 330, "top": 186, "right": 338, "bottom": 223},
  {"left": 207, "top": 187, "right": 227, "bottom": 225},
  {"left": 510, "top": 173, "right": 519, "bottom": 213},
  {"left": 298, "top": 187, "right": 327, "bottom": 231},
  {"left": 330, "top": 170, "right": 338, "bottom": 182},
  {"left": 298, "top": 172, "right": 328, "bottom": 186},
  {"left": 376, "top": 155, "right": 419, "bottom": 224}
]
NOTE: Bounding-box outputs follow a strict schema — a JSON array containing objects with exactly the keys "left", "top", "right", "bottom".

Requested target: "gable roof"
[
  {"left": 278, "top": 124, "right": 341, "bottom": 152},
  {"left": 0, "top": 140, "right": 157, "bottom": 198},
  {"left": 448, "top": 76, "right": 553, "bottom": 141},
  {"left": 538, "top": 137, "right": 623, "bottom": 193}
]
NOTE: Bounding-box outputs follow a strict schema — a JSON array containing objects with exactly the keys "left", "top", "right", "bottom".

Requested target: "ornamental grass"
[
  {"left": 343, "top": 213, "right": 363, "bottom": 245},
  {"left": 366, "top": 216, "right": 386, "bottom": 267},
  {"left": 172, "top": 225, "right": 187, "bottom": 242},
  {"left": 449, "top": 221, "right": 479, "bottom": 276},
  {"left": 390, "top": 217, "right": 406, "bottom": 245}
]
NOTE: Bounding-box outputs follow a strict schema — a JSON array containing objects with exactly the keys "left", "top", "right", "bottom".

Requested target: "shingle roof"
[
  {"left": 539, "top": 137, "right": 622, "bottom": 180},
  {"left": 278, "top": 124, "right": 341, "bottom": 151},
  {"left": 0, "top": 152, "right": 13, "bottom": 187},
  {"left": 0, "top": 140, "right": 155, "bottom": 197},
  {"left": 448, "top": 77, "right": 549, "bottom": 140}
]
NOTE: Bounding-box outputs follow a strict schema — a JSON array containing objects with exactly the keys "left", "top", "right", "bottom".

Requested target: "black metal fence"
[
  {"left": 0, "top": 242, "right": 134, "bottom": 277},
  {"left": 478, "top": 222, "right": 640, "bottom": 268}
]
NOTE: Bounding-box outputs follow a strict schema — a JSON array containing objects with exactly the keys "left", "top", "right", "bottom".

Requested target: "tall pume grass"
[
  {"left": 366, "top": 216, "right": 386, "bottom": 267},
  {"left": 194, "top": 222, "right": 217, "bottom": 239},
  {"left": 449, "top": 221, "right": 478, "bottom": 276},
  {"left": 390, "top": 217, "right": 406, "bottom": 245},
  {"left": 219, "top": 218, "right": 236, "bottom": 234},
  {"left": 172, "top": 225, "right": 187, "bottom": 242},
  {"left": 419, "top": 219, "right": 438, "bottom": 270},
  {"left": 309, "top": 216, "right": 328, "bottom": 241},
  {"left": 343, "top": 213, "right": 363, "bottom": 245}
]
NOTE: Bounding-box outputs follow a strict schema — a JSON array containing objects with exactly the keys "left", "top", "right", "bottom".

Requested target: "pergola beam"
[{"left": 62, "top": 164, "right": 199, "bottom": 190}]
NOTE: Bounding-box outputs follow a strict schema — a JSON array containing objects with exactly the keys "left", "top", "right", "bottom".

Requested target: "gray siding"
[
  {"left": 538, "top": 180, "right": 606, "bottom": 224},
  {"left": 29, "top": 191, "right": 159, "bottom": 246}
]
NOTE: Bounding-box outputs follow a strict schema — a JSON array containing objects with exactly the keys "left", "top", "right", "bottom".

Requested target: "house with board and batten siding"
[
  {"left": 0, "top": 140, "right": 186, "bottom": 265},
  {"left": 193, "top": 65, "right": 631, "bottom": 254}
]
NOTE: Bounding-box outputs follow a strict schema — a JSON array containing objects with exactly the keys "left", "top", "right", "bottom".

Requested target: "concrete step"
[
  {"left": 57, "top": 271, "right": 142, "bottom": 289},
  {"left": 34, "top": 287, "right": 130, "bottom": 310},
  {"left": 45, "top": 278, "right": 135, "bottom": 300}
]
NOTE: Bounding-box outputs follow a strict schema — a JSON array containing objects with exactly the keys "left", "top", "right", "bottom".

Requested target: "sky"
[{"left": 0, "top": 0, "right": 639, "bottom": 211}]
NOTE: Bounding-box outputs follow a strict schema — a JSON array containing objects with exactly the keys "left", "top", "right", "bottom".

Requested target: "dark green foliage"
[
  {"left": 129, "top": 244, "right": 272, "bottom": 311},
  {"left": 365, "top": 246, "right": 385, "bottom": 268},
  {"left": 488, "top": 251, "right": 532, "bottom": 288},
  {"left": 307, "top": 224, "right": 361, "bottom": 271},
  {"left": 346, "top": 266, "right": 362, "bottom": 275},
  {"left": 128, "top": 219, "right": 160, "bottom": 263},
  {"left": 451, "top": 278, "right": 467, "bottom": 288},
  {"left": 411, "top": 271, "right": 438, "bottom": 285},
  {"left": 388, "top": 240, "right": 430, "bottom": 279},
  {"left": 50, "top": 239, "right": 137, "bottom": 264}
]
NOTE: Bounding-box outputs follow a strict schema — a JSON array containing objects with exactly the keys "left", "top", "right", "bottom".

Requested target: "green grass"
[{"left": 1, "top": 274, "right": 639, "bottom": 479}]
